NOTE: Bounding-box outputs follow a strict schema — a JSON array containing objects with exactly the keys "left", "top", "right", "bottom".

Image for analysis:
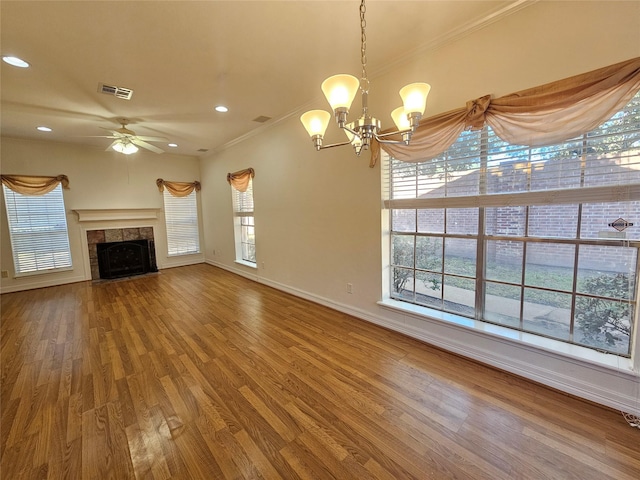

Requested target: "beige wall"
[
  {"left": 199, "top": 1, "right": 640, "bottom": 414},
  {"left": 0, "top": 137, "right": 203, "bottom": 292}
]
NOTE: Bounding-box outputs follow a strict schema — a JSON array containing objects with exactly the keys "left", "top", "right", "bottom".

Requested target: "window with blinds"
[
  {"left": 386, "top": 90, "right": 640, "bottom": 357},
  {"left": 163, "top": 189, "right": 200, "bottom": 256},
  {"left": 232, "top": 178, "right": 256, "bottom": 264},
  {"left": 2, "top": 183, "right": 72, "bottom": 275}
]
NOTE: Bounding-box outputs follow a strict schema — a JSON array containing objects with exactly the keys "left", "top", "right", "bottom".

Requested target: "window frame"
[
  {"left": 162, "top": 188, "right": 201, "bottom": 256},
  {"left": 385, "top": 95, "right": 640, "bottom": 357},
  {"left": 2, "top": 182, "right": 73, "bottom": 276},
  {"left": 231, "top": 178, "right": 256, "bottom": 265}
]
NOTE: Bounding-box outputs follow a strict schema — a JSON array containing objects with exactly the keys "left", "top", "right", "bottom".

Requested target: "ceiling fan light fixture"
[{"left": 112, "top": 141, "right": 139, "bottom": 155}]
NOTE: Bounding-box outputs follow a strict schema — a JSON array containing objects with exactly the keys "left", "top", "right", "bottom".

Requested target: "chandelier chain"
[{"left": 360, "top": 0, "right": 369, "bottom": 93}]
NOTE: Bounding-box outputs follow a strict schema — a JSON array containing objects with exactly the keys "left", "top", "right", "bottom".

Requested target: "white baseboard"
[
  {"left": 0, "top": 273, "right": 87, "bottom": 294},
  {"left": 159, "top": 256, "right": 206, "bottom": 270}
]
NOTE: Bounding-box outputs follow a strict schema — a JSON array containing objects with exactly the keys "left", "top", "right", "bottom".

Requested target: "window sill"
[
  {"left": 14, "top": 266, "right": 74, "bottom": 278},
  {"left": 378, "top": 298, "right": 635, "bottom": 373},
  {"left": 234, "top": 260, "right": 257, "bottom": 269}
]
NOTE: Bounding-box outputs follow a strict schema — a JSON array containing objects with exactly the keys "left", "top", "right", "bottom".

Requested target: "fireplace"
[
  {"left": 97, "top": 239, "right": 157, "bottom": 279},
  {"left": 86, "top": 226, "right": 157, "bottom": 280}
]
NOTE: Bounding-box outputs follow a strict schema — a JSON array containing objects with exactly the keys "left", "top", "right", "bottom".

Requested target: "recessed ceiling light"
[
  {"left": 168, "top": 143, "right": 178, "bottom": 148},
  {"left": 2, "top": 56, "right": 30, "bottom": 68},
  {"left": 215, "top": 105, "right": 229, "bottom": 113},
  {"left": 36, "top": 126, "right": 52, "bottom": 132}
]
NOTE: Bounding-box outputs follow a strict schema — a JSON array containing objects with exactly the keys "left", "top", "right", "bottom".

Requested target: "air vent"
[
  {"left": 252, "top": 115, "right": 271, "bottom": 123},
  {"left": 197, "top": 148, "right": 209, "bottom": 152},
  {"left": 98, "top": 83, "right": 133, "bottom": 100}
]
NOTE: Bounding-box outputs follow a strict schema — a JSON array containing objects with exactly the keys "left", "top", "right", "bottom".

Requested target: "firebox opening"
[{"left": 97, "top": 239, "right": 158, "bottom": 280}]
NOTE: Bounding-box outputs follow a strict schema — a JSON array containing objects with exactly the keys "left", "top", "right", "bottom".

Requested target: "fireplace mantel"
[{"left": 73, "top": 208, "right": 160, "bottom": 222}]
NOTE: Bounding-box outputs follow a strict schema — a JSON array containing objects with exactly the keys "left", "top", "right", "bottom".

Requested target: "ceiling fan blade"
[
  {"left": 100, "top": 127, "right": 123, "bottom": 135},
  {"left": 135, "top": 135, "right": 168, "bottom": 142},
  {"left": 132, "top": 138, "right": 164, "bottom": 154},
  {"left": 79, "top": 135, "right": 119, "bottom": 138}
]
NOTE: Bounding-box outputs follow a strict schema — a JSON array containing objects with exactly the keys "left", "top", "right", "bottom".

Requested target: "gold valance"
[
  {"left": 156, "top": 178, "right": 201, "bottom": 197},
  {"left": 227, "top": 168, "right": 255, "bottom": 192},
  {"left": 371, "top": 56, "right": 640, "bottom": 167},
  {"left": 0, "top": 174, "right": 69, "bottom": 195}
]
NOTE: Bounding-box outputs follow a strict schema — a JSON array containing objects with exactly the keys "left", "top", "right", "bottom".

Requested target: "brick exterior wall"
[{"left": 393, "top": 155, "right": 640, "bottom": 273}]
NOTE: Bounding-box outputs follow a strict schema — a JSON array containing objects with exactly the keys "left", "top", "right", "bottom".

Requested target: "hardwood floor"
[{"left": 2, "top": 264, "right": 639, "bottom": 479}]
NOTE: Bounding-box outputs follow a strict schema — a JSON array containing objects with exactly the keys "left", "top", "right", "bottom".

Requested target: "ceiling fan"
[{"left": 96, "top": 118, "right": 167, "bottom": 154}]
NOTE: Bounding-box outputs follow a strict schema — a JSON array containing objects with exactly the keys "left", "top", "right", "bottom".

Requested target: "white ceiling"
[{"left": 0, "top": 1, "right": 524, "bottom": 157}]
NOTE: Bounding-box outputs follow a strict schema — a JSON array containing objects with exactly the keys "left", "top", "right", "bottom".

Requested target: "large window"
[
  {"left": 3, "top": 183, "right": 72, "bottom": 275},
  {"left": 387, "top": 92, "right": 640, "bottom": 356},
  {"left": 232, "top": 178, "right": 256, "bottom": 264},
  {"left": 163, "top": 189, "right": 200, "bottom": 256}
]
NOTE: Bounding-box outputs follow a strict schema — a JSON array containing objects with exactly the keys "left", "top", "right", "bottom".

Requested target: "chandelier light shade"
[
  {"left": 300, "top": 110, "right": 332, "bottom": 150},
  {"left": 300, "top": 0, "right": 431, "bottom": 157},
  {"left": 344, "top": 129, "right": 363, "bottom": 155},
  {"left": 391, "top": 107, "right": 411, "bottom": 131},
  {"left": 321, "top": 74, "right": 360, "bottom": 117},
  {"left": 400, "top": 83, "right": 431, "bottom": 115}
]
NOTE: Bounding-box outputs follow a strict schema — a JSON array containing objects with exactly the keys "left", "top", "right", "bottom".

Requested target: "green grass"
[{"left": 440, "top": 257, "right": 574, "bottom": 308}]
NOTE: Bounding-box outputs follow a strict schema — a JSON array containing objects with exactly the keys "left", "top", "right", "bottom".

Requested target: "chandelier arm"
[
  {"left": 375, "top": 138, "right": 410, "bottom": 145},
  {"left": 318, "top": 140, "right": 354, "bottom": 150},
  {"left": 341, "top": 124, "right": 360, "bottom": 137},
  {"left": 375, "top": 128, "right": 412, "bottom": 139}
]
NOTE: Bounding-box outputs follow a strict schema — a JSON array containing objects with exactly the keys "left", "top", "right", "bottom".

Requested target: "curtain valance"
[
  {"left": 0, "top": 174, "right": 69, "bottom": 195},
  {"left": 156, "top": 179, "right": 201, "bottom": 197},
  {"left": 227, "top": 168, "right": 255, "bottom": 192},
  {"left": 371, "top": 56, "right": 640, "bottom": 166}
]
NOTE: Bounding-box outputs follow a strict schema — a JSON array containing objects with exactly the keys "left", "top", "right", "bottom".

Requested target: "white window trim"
[
  {"left": 377, "top": 297, "right": 635, "bottom": 373},
  {"left": 235, "top": 259, "right": 257, "bottom": 269},
  {"left": 231, "top": 179, "right": 256, "bottom": 265}
]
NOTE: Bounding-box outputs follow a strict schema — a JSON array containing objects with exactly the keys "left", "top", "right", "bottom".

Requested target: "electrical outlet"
[
  {"left": 1, "top": 270, "right": 8, "bottom": 278},
  {"left": 261, "top": 262, "right": 266, "bottom": 270},
  {"left": 346, "top": 283, "right": 353, "bottom": 294}
]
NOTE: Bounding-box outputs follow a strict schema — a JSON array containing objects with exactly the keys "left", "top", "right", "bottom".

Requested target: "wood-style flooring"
[{"left": 1, "top": 263, "right": 639, "bottom": 479}]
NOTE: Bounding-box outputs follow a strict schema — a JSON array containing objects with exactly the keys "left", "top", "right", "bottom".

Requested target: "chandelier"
[{"left": 300, "top": 0, "right": 430, "bottom": 156}]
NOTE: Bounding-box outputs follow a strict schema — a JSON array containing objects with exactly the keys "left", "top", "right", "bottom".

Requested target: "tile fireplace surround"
[{"left": 86, "top": 227, "right": 154, "bottom": 280}]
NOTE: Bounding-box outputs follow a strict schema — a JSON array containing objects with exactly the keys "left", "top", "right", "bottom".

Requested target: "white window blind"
[
  {"left": 2, "top": 183, "right": 72, "bottom": 274},
  {"left": 234, "top": 180, "right": 254, "bottom": 215},
  {"left": 389, "top": 90, "right": 640, "bottom": 205},
  {"left": 163, "top": 189, "right": 200, "bottom": 256},
  {"left": 232, "top": 179, "right": 256, "bottom": 263}
]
